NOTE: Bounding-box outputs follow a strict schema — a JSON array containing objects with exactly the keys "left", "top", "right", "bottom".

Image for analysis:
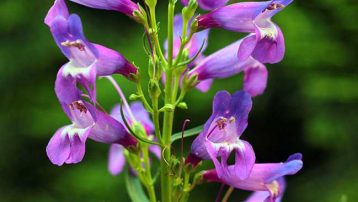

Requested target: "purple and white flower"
[
  {"left": 46, "top": 100, "right": 137, "bottom": 166},
  {"left": 203, "top": 153, "right": 303, "bottom": 202},
  {"left": 187, "top": 90, "right": 255, "bottom": 180},
  {"left": 181, "top": 0, "right": 229, "bottom": 11},
  {"left": 45, "top": 0, "right": 137, "bottom": 104},
  {"left": 197, "top": 0, "right": 293, "bottom": 64}
]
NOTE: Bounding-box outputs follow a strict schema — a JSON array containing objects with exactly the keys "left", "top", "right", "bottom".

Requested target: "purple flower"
[
  {"left": 45, "top": 0, "right": 137, "bottom": 104},
  {"left": 70, "top": 0, "right": 139, "bottom": 18},
  {"left": 46, "top": 100, "right": 137, "bottom": 166},
  {"left": 203, "top": 153, "right": 303, "bottom": 202},
  {"left": 108, "top": 102, "right": 161, "bottom": 175},
  {"left": 187, "top": 91, "right": 255, "bottom": 179},
  {"left": 189, "top": 39, "right": 268, "bottom": 96},
  {"left": 197, "top": 0, "right": 293, "bottom": 63},
  {"left": 181, "top": 0, "right": 229, "bottom": 10}
]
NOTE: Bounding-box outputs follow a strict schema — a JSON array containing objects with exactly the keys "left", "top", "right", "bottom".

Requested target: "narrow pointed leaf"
[
  {"left": 125, "top": 169, "right": 149, "bottom": 202},
  {"left": 171, "top": 125, "right": 203, "bottom": 143}
]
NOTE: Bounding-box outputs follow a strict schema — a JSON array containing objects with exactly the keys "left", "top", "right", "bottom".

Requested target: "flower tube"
[
  {"left": 189, "top": 39, "right": 268, "bottom": 96},
  {"left": 197, "top": 0, "right": 293, "bottom": 63}
]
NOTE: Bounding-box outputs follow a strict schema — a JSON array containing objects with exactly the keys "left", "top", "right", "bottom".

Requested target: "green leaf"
[
  {"left": 125, "top": 169, "right": 149, "bottom": 202},
  {"left": 171, "top": 125, "right": 203, "bottom": 143}
]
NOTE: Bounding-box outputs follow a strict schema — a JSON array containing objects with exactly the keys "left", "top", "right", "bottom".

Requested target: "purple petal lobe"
[
  {"left": 243, "top": 62, "right": 268, "bottom": 96},
  {"left": 108, "top": 144, "right": 126, "bottom": 175},
  {"left": 195, "top": 79, "right": 213, "bottom": 92},
  {"left": 252, "top": 25, "right": 285, "bottom": 64},
  {"left": 46, "top": 127, "right": 70, "bottom": 166},
  {"left": 45, "top": 0, "right": 69, "bottom": 26},
  {"left": 234, "top": 140, "right": 256, "bottom": 179},
  {"left": 237, "top": 35, "right": 257, "bottom": 62}
]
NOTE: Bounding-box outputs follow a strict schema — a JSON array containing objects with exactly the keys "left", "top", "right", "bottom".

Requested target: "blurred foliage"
[{"left": 0, "top": 0, "right": 357, "bottom": 201}]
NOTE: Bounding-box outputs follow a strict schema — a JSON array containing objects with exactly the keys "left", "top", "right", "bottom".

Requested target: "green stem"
[
  {"left": 160, "top": 2, "right": 175, "bottom": 202},
  {"left": 179, "top": 171, "right": 191, "bottom": 202},
  {"left": 136, "top": 82, "right": 153, "bottom": 112},
  {"left": 142, "top": 145, "right": 157, "bottom": 202},
  {"left": 149, "top": 6, "right": 167, "bottom": 65}
]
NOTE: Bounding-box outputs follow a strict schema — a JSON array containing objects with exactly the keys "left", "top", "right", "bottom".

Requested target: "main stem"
[{"left": 161, "top": 2, "right": 175, "bottom": 202}]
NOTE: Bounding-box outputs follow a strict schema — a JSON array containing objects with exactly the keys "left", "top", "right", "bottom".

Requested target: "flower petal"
[
  {"left": 243, "top": 62, "right": 268, "bottom": 97},
  {"left": 251, "top": 25, "right": 285, "bottom": 64},
  {"left": 234, "top": 140, "right": 256, "bottom": 180},
  {"left": 149, "top": 145, "right": 161, "bottom": 159},
  {"left": 44, "top": 0, "right": 69, "bottom": 26},
  {"left": 94, "top": 44, "right": 137, "bottom": 78},
  {"left": 46, "top": 127, "right": 70, "bottom": 166},
  {"left": 108, "top": 144, "right": 126, "bottom": 175},
  {"left": 237, "top": 34, "right": 258, "bottom": 62},
  {"left": 195, "top": 79, "right": 213, "bottom": 92},
  {"left": 70, "top": 0, "right": 139, "bottom": 17},
  {"left": 55, "top": 66, "right": 82, "bottom": 106},
  {"left": 197, "top": 0, "right": 230, "bottom": 10},
  {"left": 85, "top": 102, "right": 137, "bottom": 147},
  {"left": 189, "top": 40, "right": 258, "bottom": 81}
]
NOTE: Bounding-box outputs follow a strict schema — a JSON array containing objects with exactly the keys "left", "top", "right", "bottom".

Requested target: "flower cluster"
[{"left": 44, "top": 0, "right": 302, "bottom": 201}]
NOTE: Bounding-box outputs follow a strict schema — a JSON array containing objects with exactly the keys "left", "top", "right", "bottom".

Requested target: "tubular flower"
[
  {"left": 189, "top": 40, "right": 268, "bottom": 96},
  {"left": 203, "top": 153, "right": 303, "bottom": 202},
  {"left": 70, "top": 0, "right": 139, "bottom": 18},
  {"left": 45, "top": 0, "right": 137, "bottom": 104},
  {"left": 187, "top": 91, "right": 255, "bottom": 180},
  {"left": 197, "top": 0, "right": 293, "bottom": 64},
  {"left": 181, "top": 0, "right": 229, "bottom": 11},
  {"left": 108, "top": 102, "right": 161, "bottom": 175},
  {"left": 46, "top": 100, "right": 137, "bottom": 166}
]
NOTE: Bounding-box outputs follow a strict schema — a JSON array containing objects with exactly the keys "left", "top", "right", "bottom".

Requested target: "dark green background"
[{"left": 0, "top": 0, "right": 357, "bottom": 201}]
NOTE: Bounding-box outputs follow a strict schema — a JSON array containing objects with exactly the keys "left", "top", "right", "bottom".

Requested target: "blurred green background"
[{"left": 0, "top": 0, "right": 357, "bottom": 201}]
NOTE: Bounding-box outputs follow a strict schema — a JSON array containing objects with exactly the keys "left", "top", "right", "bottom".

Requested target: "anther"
[
  {"left": 61, "top": 40, "right": 85, "bottom": 51},
  {"left": 70, "top": 101, "right": 87, "bottom": 113},
  {"left": 264, "top": 3, "right": 285, "bottom": 12},
  {"left": 229, "top": 116, "right": 235, "bottom": 123},
  {"left": 216, "top": 117, "right": 228, "bottom": 130}
]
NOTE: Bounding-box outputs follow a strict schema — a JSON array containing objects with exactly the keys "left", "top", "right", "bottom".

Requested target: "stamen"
[
  {"left": 229, "top": 116, "right": 235, "bottom": 123},
  {"left": 69, "top": 101, "right": 87, "bottom": 113},
  {"left": 61, "top": 40, "right": 85, "bottom": 51},
  {"left": 216, "top": 117, "right": 228, "bottom": 130},
  {"left": 263, "top": 3, "right": 285, "bottom": 12}
]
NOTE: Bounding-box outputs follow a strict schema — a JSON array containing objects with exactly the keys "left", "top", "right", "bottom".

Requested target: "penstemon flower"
[
  {"left": 189, "top": 40, "right": 268, "bottom": 96},
  {"left": 45, "top": 0, "right": 137, "bottom": 104},
  {"left": 44, "top": 0, "right": 303, "bottom": 201},
  {"left": 203, "top": 153, "right": 303, "bottom": 202},
  {"left": 46, "top": 100, "right": 137, "bottom": 166},
  {"left": 187, "top": 90, "right": 255, "bottom": 179},
  {"left": 197, "top": 0, "right": 293, "bottom": 63}
]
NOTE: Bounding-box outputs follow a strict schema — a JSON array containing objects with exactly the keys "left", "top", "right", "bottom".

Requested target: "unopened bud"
[
  {"left": 129, "top": 94, "right": 141, "bottom": 101},
  {"left": 148, "top": 79, "right": 161, "bottom": 98},
  {"left": 177, "top": 102, "right": 188, "bottom": 110}
]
